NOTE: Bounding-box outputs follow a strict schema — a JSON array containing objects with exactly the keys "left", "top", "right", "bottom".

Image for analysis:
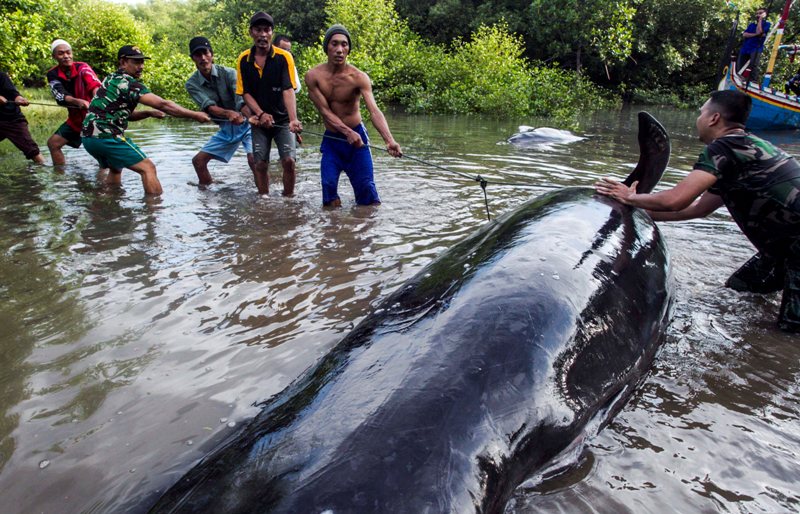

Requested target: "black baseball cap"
[
  {"left": 118, "top": 45, "right": 151, "bottom": 60},
  {"left": 189, "top": 36, "right": 212, "bottom": 55},
  {"left": 250, "top": 11, "right": 274, "bottom": 28}
]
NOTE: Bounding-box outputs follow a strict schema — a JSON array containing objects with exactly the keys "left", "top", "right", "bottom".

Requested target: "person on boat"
[
  {"left": 81, "top": 45, "right": 210, "bottom": 195},
  {"left": 304, "top": 24, "right": 402, "bottom": 207},
  {"left": 0, "top": 71, "right": 45, "bottom": 164},
  {"left": 46, "top": 39, "right": 102, "bottom": 167},
  {"left": 595, "top": 90, "right": 800, "bottom": 333},
  {"left": 236, "top": 11, "right": 302, "bottom": 196},
  {"left": 785, "top": 68, "right": 800, "bottom": 96},
  {"left": 737, "top": 7, "right": 771, "bottom": 80},
  {"left": 185, "top": 36, "right": 255, "bottom": 187}
]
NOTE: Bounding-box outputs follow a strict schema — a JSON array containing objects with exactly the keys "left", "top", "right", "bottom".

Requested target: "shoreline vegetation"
[{"left": 0, "top": 0, "right": 786, "bottom": 157}]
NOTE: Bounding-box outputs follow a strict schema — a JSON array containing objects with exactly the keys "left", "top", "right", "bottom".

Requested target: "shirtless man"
[{"left": 305, "top": 24, "right": 402, "bottom": 207}]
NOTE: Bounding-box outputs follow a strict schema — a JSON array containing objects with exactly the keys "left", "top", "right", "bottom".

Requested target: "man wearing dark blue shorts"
[{"left": 305, "top": 24, "right": 402, "bottom": 207}]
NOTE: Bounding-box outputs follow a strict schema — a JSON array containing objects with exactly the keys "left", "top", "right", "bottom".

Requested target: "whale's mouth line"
[{"left": 514, "top": 384, "right": 631, "bottom": 493}]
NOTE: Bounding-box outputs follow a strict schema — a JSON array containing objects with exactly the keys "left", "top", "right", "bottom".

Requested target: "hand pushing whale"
[{"left": 149, "top": 113, "right": 672, "bottom": 514}]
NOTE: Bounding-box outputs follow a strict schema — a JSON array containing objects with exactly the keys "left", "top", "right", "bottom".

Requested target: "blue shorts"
[
  {"left": 201, "top": 122, "right": 252, "bottom": 163},
  {"left": 320, "top": 124, "right": 380, "bottom": 205}
]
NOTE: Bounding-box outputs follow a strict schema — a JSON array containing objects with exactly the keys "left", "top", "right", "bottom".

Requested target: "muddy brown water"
[{"left": 0, "top": 108, "right": 798, "bottom": 513}]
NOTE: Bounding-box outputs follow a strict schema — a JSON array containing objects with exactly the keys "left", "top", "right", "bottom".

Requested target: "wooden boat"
[{"left": 718, "top": 0, "right": 800, "bottom": 130}]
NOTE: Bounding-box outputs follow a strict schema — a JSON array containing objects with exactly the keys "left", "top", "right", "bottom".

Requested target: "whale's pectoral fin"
[{"left": 622, "top": 112, "right": 671, "bottom": 194}]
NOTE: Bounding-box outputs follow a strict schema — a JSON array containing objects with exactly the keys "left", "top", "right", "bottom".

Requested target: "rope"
[
  {"left": 13, "top": 100, "right": 82, "bottom": 109},
  {"left": 10, "top": 102, "right": 549, "bottom": 207},
  {"left": 168, "top": 114, "right": 555, "bottom": 219},
  {"left": 295, "top": 127, "right": 557, "bottom": 220}
]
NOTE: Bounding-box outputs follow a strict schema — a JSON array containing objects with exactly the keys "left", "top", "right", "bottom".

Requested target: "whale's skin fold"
[{"left": 149, "top": 186, "right": 672, "bottom": 514}]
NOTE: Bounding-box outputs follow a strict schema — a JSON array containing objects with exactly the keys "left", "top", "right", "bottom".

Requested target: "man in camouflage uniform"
[
  {"left": 82, "top": 45, "right": 210, "bottom": 195},
  {"left": 596, "top": 90, "right": 800, "bottom": 332}
]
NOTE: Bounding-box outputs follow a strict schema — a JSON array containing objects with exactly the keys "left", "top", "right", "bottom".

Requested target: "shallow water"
[{"left": 0, "top": 108, "right": 798, "bottom": 513}]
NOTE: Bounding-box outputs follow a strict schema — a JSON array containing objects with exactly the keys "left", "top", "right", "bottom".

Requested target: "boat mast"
[{"left": 762, "top": 0, "right": 794, "bottom": 87}]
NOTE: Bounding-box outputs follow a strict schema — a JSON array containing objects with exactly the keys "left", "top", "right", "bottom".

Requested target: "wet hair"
[{"left": 708, "top": 90, "right": 752, "bottom": 126}]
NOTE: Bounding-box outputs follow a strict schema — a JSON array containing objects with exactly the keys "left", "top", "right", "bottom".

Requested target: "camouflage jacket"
[
  {"left": 82, "top": 70, "right": 151, "bottom": 138},
  {"left": 695, "top": 133, "right": 800, "bottom": 256}
]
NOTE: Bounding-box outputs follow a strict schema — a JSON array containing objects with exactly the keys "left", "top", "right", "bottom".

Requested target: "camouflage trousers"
[{"left": 726, "top": 241, "right": 800, "bottom": 332}]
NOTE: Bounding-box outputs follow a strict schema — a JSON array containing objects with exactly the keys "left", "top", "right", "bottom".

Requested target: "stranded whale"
[{"left": 150, "top": 113, "right": 672, "bottom": 514}]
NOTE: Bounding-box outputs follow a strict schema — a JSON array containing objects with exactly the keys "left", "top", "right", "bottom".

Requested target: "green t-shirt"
[{"left": 82, "top": 70, "right": 151, "bottom": 138}]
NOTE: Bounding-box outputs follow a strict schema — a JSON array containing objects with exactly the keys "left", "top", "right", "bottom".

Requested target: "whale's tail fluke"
[{"left": 623, "top": 112, "right": 670, "bottom": 194}]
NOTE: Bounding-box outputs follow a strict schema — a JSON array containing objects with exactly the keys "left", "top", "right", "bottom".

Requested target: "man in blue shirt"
[
  {"left": 185, "top": 36, "right": 255, "bottom": 187},
  {"left": 737, "top": 7, "right": 771, "bottom": 81}
]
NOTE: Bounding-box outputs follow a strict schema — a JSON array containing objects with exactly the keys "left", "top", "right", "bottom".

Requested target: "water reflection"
[{"left": 0, "top": 110, "right": 798, "bottom": 513}]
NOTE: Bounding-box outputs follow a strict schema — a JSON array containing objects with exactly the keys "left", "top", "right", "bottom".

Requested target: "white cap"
[{"left": 51, "top": 39, "right": 71, "bottom": 53}]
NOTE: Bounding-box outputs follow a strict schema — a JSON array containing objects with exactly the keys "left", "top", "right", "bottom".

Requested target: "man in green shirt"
[{"left": 81, "top": 45, "right": 211, "bottom": 196}]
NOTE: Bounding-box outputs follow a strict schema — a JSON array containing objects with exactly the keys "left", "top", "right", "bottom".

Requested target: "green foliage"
[
  {"left": 625, "top": 83, "right": 708, "bottom": 108},
  {"left": 0, "top": 0, "right": 53, "bottom": 80},
  {"left": 9, "top": 0, "right": 791, "bottom": 117},
  {"left": 0, "top": 0, "right": 152, "bottom": 83},
  {"left": 589, "top": 0, "right": 637, "bottom": 66},
  {"left": 294, "top": 0, "right": 612, "bottom": 122},
  {"left": 59, "top": 0, "right": 153, "bottom": 76},
  {"left": 417, "top": 23, "right": 535, "bottom": 116},
  {"left": 528, "top": 0, "right": 638, "bottom": 74},
  {"left": 129, "top": 0, "right": 215, "bottom": 49}
]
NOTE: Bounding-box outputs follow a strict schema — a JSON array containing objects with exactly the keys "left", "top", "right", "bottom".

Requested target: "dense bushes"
[
  {"left": 1, "top": 0, "right": 615, "bottom": 123},
  {"left": 295, "top": 0, "right": 615, "bottom": 123}
]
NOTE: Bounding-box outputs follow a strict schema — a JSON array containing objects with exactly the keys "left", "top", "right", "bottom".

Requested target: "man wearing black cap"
[
  {"left": 186, "top": 36, "right": 255, "bottom": 187},
  {"left": 305, "top": 24, "right": 402, "bottom": 207},
  {"left": 236, "top": 11, "right": 302, "bottom": 196},
  {"left": 81, "top": 45, "right": 211, "bottom": 196}
]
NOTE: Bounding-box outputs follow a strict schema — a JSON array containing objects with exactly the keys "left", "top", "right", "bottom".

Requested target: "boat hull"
[{"left": 720, "top": 61, "right": 800, "bottom": 130}]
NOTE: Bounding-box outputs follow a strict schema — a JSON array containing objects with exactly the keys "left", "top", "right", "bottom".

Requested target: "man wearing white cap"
[{"left": 46, "top": 39, "right": 102, "bottom": 166}]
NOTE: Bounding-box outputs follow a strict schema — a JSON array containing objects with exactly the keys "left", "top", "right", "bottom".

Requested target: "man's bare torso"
[{"left": 309, "top": 63, "right": 365, "bottom": 130}]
